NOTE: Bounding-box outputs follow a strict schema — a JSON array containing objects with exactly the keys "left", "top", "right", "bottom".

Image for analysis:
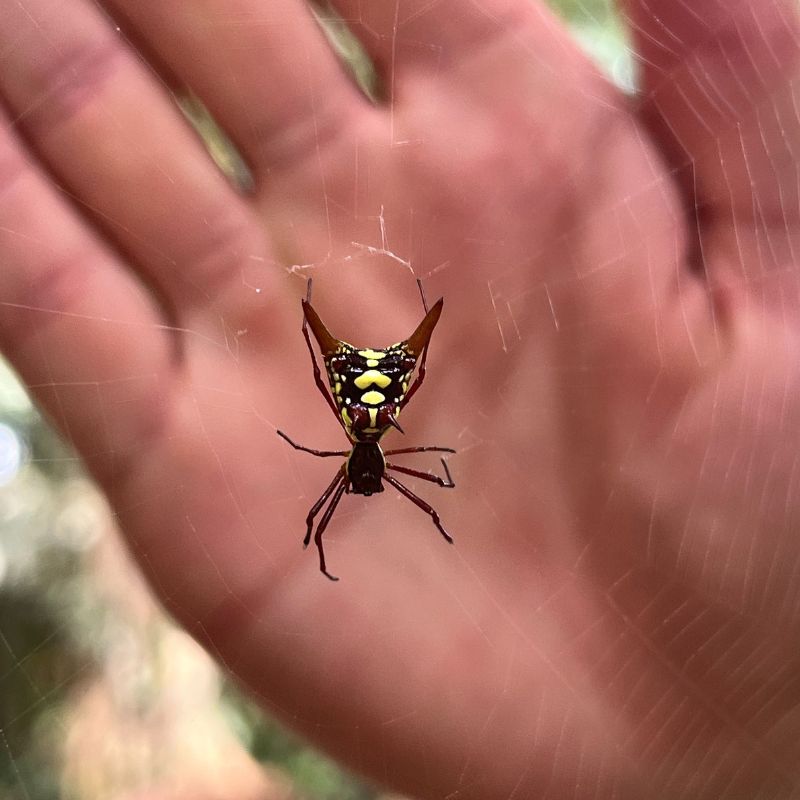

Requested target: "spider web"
[{"left": 1, "top": 0, "right": 798, "bottom": 798}]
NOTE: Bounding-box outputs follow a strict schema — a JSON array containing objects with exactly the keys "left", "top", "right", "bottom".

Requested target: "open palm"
[{"left": 2, "top": 0, "right": 799, "bottom": 797}]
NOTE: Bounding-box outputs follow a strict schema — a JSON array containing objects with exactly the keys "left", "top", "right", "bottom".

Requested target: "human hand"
[{"left": 1, "top": 0, "right": 799, "bottom": 797}]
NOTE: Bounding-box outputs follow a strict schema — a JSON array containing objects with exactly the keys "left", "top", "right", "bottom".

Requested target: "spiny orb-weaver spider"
[{"left": 277, "top": 279, "right": 456, "bottom": 581}]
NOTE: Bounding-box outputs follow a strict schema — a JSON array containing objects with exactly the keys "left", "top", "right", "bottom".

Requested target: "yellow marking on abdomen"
[
  {"left": 366, "top": 359, "right": 379, "bottom": 367},
  {"left": 341, "top": 408, "right": 352, "bottom": 427},
  {"left": 358, "top": 349, "right": 386, "bottom": 360},
  {"left": 361, "top": 390, "right": 385, "bottom": 405},
  {"left": 354, "top": 370, "right": 391, "bottom": 389}
]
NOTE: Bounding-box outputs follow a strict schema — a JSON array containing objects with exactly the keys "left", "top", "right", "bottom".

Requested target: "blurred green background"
[{"left": 0, "top": 3, "right": 628, "bottom": 798}]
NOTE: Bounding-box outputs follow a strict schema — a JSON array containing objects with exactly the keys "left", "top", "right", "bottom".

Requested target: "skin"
[{"left": 1, "top": 0, "right": 800, "bottom": 797}]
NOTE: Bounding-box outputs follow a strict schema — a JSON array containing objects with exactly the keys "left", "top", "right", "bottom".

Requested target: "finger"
[
  {"left": 0, "top": 0, "right": 277, "bottom": 333},
  {"left": 102, "top": 0, "right": 375, "bottom": 174},
  {"left": 0, "top": 116, "right": 175, "bottom": 483},
  {"left": 328, "top": 0, "right": 592, "bottom": 87},
  {"left": 624, "top": 0, "right": 800, "bottom": 281}
]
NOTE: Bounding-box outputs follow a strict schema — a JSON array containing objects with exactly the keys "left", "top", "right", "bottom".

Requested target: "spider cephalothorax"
[
  {"left": 302, "top": 297, "right": 441, "bottom": 442},
  {"left": 277, "top": 280, "right": 456, "bottom": 581}
]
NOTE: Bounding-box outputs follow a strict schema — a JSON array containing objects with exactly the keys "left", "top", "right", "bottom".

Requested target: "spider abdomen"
[{"left": 347, "top": 442, "right": 385, "bottom": 496}]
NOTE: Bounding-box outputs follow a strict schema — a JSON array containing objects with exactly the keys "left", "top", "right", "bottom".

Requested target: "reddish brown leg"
[
  {"left": 401, "top": 346, "right": 429, "bottom": 409},
  {"left": 401, "top": 279, "right": 432, "bottom": 409},
  {"left": 386, "top": 459, "right": 455, "bottom": 488},
  {"left": 312, "top": 478, "right": 348, "bottom": 581},
  {"left": 278, "top": 429, "right": 347, "bottom": 458},
  {"left": 304, "top": 468, "right": 345, "bottom": 548},
  {"left": 416, "top": 277, "right": 429, "bottom": 315},
  {"left": 383, "top": 473, "right": 454, "bottom": 544},
  {"left": 384, "top": 446, "right": 455, "bottom": 456},
  {"left": 302, "top": 279, "right": 340, "bottom": 421}
]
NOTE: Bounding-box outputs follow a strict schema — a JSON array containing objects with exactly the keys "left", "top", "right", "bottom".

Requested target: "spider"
[{"left": 277, "top": 279, "right": 456, "bottom": 581}]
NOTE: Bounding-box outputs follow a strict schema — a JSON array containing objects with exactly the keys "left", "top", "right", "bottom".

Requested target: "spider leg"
[
  {"left": 400, "top": 345, "right": 429, "bottom": 409},
  {"left": 277, "top": 429, "right": 348, "bottom": 457},
  {"left": 302, "top": 279, "right": 341, "bottom": 422},
  {"left": 383, "top": 473, "right": 454, "bottom": 544},
  {"left": 384, "top": 446, "right": 455, "bottom": 456},
  {"left": 416, "top": 277, "right": 430, "bottom": 314},
  {"left": 400, "top": 279, "right": 432, "bottom": 410},
  {"left": 312, "top": 477, "right": 348, "bottom": 582},
  {"left": 303, "top": 468, "right": 346, "bottom": 548},
  {"left": 386, "top": 459, "right": 455, "bottom": 488}
]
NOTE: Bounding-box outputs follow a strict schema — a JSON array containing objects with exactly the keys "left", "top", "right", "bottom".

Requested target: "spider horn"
[
  {"left": 302, "top": 300, "right": 340, "bottom": 356},
  {"left": 387, "top": 412, "right": 405, "bottom": 434},
  {"left": 405, "top": 297, "right": 443, "bottom": 356}
]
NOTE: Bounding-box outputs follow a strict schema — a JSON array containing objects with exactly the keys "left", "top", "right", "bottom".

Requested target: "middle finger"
[{"left": 103, "top": 0, "right": 376, "bottom": 176}]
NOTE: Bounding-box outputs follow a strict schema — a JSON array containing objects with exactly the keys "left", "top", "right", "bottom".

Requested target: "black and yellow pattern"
[{"left": 325, "top": 343, "right": 415, "bottom": 438}]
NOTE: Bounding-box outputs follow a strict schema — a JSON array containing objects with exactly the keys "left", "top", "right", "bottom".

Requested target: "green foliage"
[
  {"left": 0, "top": 591, "right": 84, "bottom": 800},
  {"left": 223, "top": 685, "right": 379, "bottom": 800},
  {"left": 550, "top": 0, "right": 617, "bottom": 25}
]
